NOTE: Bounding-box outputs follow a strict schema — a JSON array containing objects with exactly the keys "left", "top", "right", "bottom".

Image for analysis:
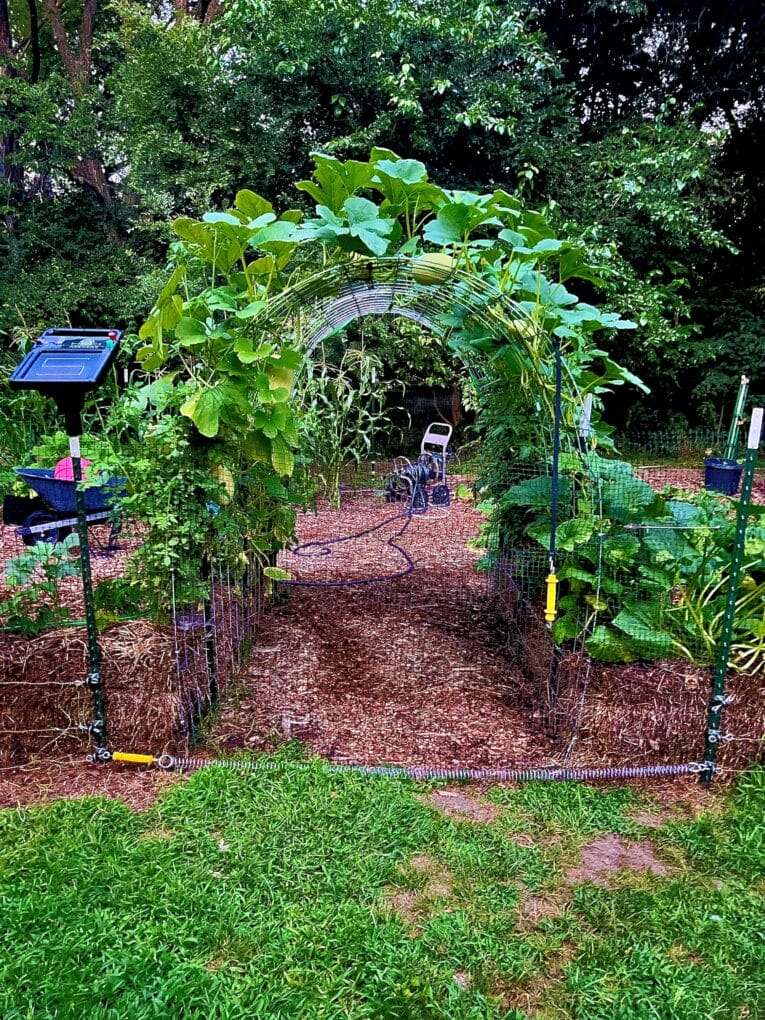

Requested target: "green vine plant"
[
  {"left": 502, "top": 456, "right": 765, "bottom": 671},
  {"left": 133, "top": 148, "right": 643, "bottom": 616},
  {"left": 1, "top": 535, "right": 80, "bottom": 636}
]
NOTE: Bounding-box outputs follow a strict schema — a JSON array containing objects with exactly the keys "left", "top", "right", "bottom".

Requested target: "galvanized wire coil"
[{"left": 157, "top": 754, "right": 707, "bottom": 782}]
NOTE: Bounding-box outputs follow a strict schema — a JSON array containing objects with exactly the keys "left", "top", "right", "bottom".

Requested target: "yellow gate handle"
[
  {"left": 545, "top": 571, "right": 558, "bottom": 624},
  {"left": 112, "top": 751, "right": 157, "bottom": 766}
]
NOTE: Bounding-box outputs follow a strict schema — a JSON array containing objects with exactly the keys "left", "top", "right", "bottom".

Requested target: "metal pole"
[
  {"left": 701, "top": 407, "right": 762, "bottom": 785},
  {"left": 70, "top": 436, "right": 109, "bottom": 760},
  {"left": 724, "top": 375, "right": 750, "bottom": 461},
  {"left": 545, "top": 338, "right": 563, "bottom": 733}
]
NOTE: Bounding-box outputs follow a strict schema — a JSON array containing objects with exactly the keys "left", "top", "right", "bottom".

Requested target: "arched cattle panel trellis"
[
  {"left": 245, "top": 256, "right": 587, "bottom": 458},
  {"left": 243, "top": 254, "right": 587, "bottom": 742}
]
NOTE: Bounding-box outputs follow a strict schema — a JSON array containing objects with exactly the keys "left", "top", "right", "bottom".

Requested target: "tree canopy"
[{"left": 1, "top": 0, "right": 763, "bottom": 427}]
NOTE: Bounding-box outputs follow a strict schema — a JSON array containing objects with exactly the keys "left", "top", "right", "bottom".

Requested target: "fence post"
[
  {"left": 701, "top": 407, "right": 762, "bottom": 785},
  {"left": 201, "top": 555, "right": 219, "bottom": 704},
  {"left": 70, "top": 441, "right": 109, "bottom": 761},
  {"left": 545, "top": 337, "right": 563, "bottom": 733}
]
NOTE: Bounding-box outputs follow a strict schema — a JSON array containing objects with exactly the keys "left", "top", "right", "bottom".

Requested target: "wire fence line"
[{"left": 1, "top": 430, "right": 763, "bottom": 781}]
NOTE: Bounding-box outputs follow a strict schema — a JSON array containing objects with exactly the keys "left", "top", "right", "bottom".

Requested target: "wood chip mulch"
[{"left": 211, "top": 492, "right": 559, "bottom": 769}]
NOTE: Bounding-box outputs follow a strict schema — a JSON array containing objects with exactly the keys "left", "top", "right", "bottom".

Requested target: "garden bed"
[
  {"left": 561, "top": 659, "right": 764, "bottom": 770},
  {"left": 0, "top": 621, "right": 188, "bottom": 766}
]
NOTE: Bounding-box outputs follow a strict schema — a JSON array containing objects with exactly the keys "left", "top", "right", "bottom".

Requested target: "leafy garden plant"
[
  {"left": 0, "top": 535, "right": 80, "bottom": 636},
  {"left": 131, "top": 148, "right": 644, "bottom": 616},
  {"left": 502, "top": 455, "right": 765, "bottom": 671}
]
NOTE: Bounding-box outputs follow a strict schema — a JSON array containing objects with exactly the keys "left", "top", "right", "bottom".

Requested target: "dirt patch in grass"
[
  {"left": 632, "top": 809, "right": 672, "bottom": 829},
  {"left": 565, "top": 833, "right": 669, "bottom": 888},
  {"left": 517, "top": 889, "right": 568, "bottom": 927},
  {"left": 409, "top": 852, "right": 455, "bottom": 897},
  {"left": 137, "top": 826, "right": 175, "bottom": 841},
  {"left": 419, "top": 787, "right": 500, "bottom": 823},
  {"left": 385, "top": 853, "right": 456, "bottom": 929},
  {"left": 497, "top": 942, "right": 575, "bottom": 1017},
  {"left": 205, "top": 937, "right": 252, "bottom": 974},
  {"left": 386, "top": 888, "right": 421, "bottom": 927},
  {"left": 667, "top": 943, "right": 704, "bottom": 966}
]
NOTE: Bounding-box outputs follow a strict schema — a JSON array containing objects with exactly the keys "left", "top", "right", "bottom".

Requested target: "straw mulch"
[
  {"left": 563, "top": 660, "right": 764, "bottom": 771},
  {"left": 0, "top": 620, "right": 189, "bottom": 766}
]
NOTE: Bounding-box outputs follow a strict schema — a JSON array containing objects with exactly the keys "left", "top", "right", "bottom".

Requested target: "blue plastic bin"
[{"left": 703, "top": 457, "right": 743, "bottom": 496}]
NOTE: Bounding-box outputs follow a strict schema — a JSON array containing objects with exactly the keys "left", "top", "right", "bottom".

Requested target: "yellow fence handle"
[
  {"left": 112, "top": 751, "right": 157, "bottom": 766},
  {"left": 545, "top": 571, "right": 559, "bottom": 624}
]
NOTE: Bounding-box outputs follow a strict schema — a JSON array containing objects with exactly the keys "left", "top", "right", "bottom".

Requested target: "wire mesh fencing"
[
  {"left": 170, "top": 558, "right": 265, "bottom": 745},
  {"left": 488, "top": 439, "right": 764, "bottom": 770},
  {"left": 1, "top": 429, "right": 762, "bottom": 777}
]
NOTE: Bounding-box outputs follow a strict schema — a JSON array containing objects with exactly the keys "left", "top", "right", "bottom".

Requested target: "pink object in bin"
[{"left": 53, "top": 456, "right": 92, "bottom": 481}]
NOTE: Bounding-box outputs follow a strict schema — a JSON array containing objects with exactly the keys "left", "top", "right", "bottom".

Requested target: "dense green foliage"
[
  {"left": 503, "top": 458, "right": 765, "bottom": 668},
  {"left": 0, "top": 759, "right": 762, "bottom": 1017},
  {"left": 1, "top": 1, "right": 763, "bottom": 426}
]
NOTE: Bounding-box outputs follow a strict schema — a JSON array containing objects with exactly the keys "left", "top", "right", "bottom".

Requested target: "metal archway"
[{"left": 246, "top": 256, "right": 580, "bottom": 440}]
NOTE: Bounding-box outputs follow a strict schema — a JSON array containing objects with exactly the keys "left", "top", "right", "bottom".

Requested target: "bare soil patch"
[
  {"left": 517, "top": 890, "right": 568, "bottom": 926},
  {"left": 565, "top": 833, "right": 669, "bottom": 888},
  {"left": 420, "top": 787, "right": 500, "bottom": 823}
]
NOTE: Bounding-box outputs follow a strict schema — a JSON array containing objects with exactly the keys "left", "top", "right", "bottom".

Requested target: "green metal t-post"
[
  {"left": 723, "top": 375, "right": 750, "bottom": 462},
  {"left": 70, "top": 435, "right": 109, "bottom": 761},
  {"left": 701, "top": 407, "right": 763, "bottom": 785}
]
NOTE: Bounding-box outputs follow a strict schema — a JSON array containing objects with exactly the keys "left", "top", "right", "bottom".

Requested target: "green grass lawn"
[{"left": 0, "top": 757, "right": 762, "bottom": 1019}]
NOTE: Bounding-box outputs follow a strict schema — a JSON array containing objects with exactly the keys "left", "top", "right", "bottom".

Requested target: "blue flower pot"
[{"left": 704, "top": 457, "right": 743, "bottom": 496}]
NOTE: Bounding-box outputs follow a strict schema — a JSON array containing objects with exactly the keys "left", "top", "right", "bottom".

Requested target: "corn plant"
[{"left": 297, "top": 344, "right": 397, "bottom": 507}]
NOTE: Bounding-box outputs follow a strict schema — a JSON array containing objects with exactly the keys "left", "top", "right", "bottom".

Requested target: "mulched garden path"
[{"left": 211, "top": 490, "right": 559, "bottom": 769}]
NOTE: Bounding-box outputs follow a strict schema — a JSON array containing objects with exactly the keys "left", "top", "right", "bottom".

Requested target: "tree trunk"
[
  {"left": 43, "top": 0, "right": 112, "bottom": 204},
  {"left": 0, "top": 0, "right": 20, "bottom": 236}
]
